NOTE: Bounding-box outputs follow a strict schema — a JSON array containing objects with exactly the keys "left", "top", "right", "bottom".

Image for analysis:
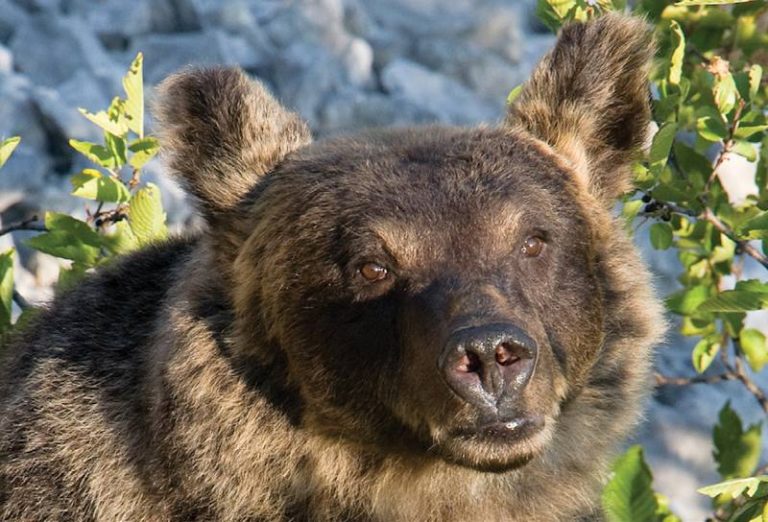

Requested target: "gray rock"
[
  {"left": 0, "top": 0, "right": 28, "bottom": 44},
  {"left": 215, "top": 31, "right": 267, "bottom": 71},
  {"left": 12, "top": 0, "right": 62, "bottom": 13},
  {"left": 264, "top": 0, "right": 347, "bottom": 50},
  {"left": 9, "top": 14, "right": 116, "bottom": 88},
  {"left": 271, "top": 42, "right": 344, "bottom": 131},
  {"left": 0, "top": 43, "right": 12, "bottom": 73},
  {"left": 0, "top": 144, "right": 52, "bottom": 212},
  {"left": 380, "top": 58, "right": 497, "bottom": 124},
  {"left": 32, "top": 70, "right": 109, "bottom": 145},
  {"left": 340, "top": 36, "right": 374, "bottom": 87},
  {"left": 412, "top": 37, "right": 523, "bottom": 104},
  {"left": 129, "top": 30, "right": 227, "bottom": 84},
  {"left": 318, "top": 88, "right": 436, "bottom": 134},
  {"left": 186, "top": 0, "right": 257, "bottom": 32},
  {"left": 82, "top": 1, "right": 155, "bottom": 38},
  {"left": 0, "top": 73, "right": 48, "bottom": 153},
  {"left": 358, "top": 0, "right": 475, "bottom": 39},
  {"left": 470, "top": 5, "right": 524, "bottom": 63}
]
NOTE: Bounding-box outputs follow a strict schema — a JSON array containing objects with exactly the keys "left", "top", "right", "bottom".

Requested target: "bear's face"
[
  {"left": 233, "top": 128, "right": 605, "bottom": 471},
  {"left": 153, "top": 14, "right": 657, "bottom": 475}
]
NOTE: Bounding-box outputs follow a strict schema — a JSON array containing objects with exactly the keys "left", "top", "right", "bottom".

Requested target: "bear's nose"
[{"left": 438, "top": 323, "right": 537, "bottom": 411}]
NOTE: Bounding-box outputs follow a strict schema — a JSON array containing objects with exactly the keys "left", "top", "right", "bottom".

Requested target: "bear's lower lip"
[{"left": 451, "top": 415, "right": 545, "bottom": 443}]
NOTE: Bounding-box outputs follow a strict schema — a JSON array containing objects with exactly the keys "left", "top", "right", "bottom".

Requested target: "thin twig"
[
  {"left": 12, "top": 290, "right": 30, "bottom": 310},
  {"left": 705, "top": 99, "right": 745, "bottom": 193},
  {"left": 0, "top": 216, "right": 46, "bottom": 237},
  {"left": 655, "top": 372, "right": 735, "bottom": 387},
  {"left": 702, "top": 208, "right": 768, "bottom": 270},
  {"left": 128, "top": 168, "right": 141, "bottom": 189},
  {"left": 731, "top": 340, "right": 768, "bottom": 414}
]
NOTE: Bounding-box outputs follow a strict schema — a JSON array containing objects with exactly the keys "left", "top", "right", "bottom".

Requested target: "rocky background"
[{"left": 0, "top": 0, "right": 765, "bottom": 518}]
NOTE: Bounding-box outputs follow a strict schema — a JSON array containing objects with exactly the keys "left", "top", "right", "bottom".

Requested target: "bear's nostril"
[
  {"left": 495, "top": 343, "right": 521, "bottom": 367},
  {"left": 439, "top": 324, "right": 537, "bottom": 409},
  {"left": 457, "top": 352, "right": 481, "bottom": 373}
]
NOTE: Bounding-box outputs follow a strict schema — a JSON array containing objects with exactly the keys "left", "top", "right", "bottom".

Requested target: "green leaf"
[
  {"left": 623, "top": 199, "right": 644, "bottom": 234},
  {"left": 0, "top": 249, "right": 13, "bottom": 333},
  {"left": 713, "top": 72, "right": 739, "bottom": 116},
  {"left": 56, "top": 262, "right": 88, "bottom": 294},
  {"left": 697, "top": 290, "right": 768, "bottom": 312},
  {"left": 668, "top": 21, "right": 685, "bottom": 86},
  {"left": 105, "top": 131, "right": 127, "bottom": 169},
  {"left": 734, "top": 124, "right": 768, "bottom": 140},
  {"left": 44, "top": 212, "right": 98, "bottom": 238},
  {"left": 739, "top": 211, "right": 768, "bottom": 239},
  {"left": 650, "top": 222, "right": 674, "bottom": 250},
  {"left": 26, "top": 231, "right": 100, "bottom": 266},
  {"left": 102, "top": 220, "right": 139, "bottom": 255},
  {"left": 78, "top": 105, "right": 129, "bottom": 138},
  {"left": 713, "top": 402, "right": 762, "bottom": 480},
  {"left": 696, "top": 116, "right": 728, "bottom": 142},
  {"left": 736, "top": 279, "right": 768, "bottom": 293},
  {"left": 692, "top": 336, "right": 721, "bottom": 373},
  {"left": 666, "top": 285, "right": 712, "bottom": 315},
  {"left": 748, "top": 64, "right": 762, "bottom": 101},
  {"left": 698, "top": 476, "right": 768, "bottom": 499},
  {"left": 70, "top": 169, "right": 131, "bottom": 203},
  {"left": 731, "top": 140, "right": 757, "bottom": 162},
  {"left": 602, "top": 446, "right": 658, "bottom": 522},
  {"left": 25, "top": 212, "right": 103, "bottom": 266},
  {"left": 0, "top": 136, "right": 20, "bottom": 169},
  {"left": 69, "top": 139, "right": 118, "bottom": 169},
  {"left": 649, "top": 122, "right": 677, "bottom": 175},
  {"left": 122, "top": 52, "right": 144, "bottom": 138},
  {"left": 128, "top": 183, "right": 167, "bottom": 246},
  {"left": 128, "top": 137, "right": 159, "bottom": 170},
  {"left": 740, "top": 328, "right": 768, "bottom": 372},
  {"left": 675, "top": 0, "right": 758, "bottom": 5}
]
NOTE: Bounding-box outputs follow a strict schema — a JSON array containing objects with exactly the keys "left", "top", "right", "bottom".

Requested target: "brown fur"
[{"left": 0, "top": 14, "right": 664, "bottom": 521}]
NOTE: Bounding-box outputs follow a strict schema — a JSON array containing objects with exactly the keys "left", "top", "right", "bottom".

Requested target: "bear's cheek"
[{"left": 272, "top": 296, "right": 404, "bottom": 422}]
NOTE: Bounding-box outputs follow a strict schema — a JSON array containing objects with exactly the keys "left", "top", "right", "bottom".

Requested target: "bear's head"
[{"left": 154, "top": 14, "right": 663, "bottom": 473}]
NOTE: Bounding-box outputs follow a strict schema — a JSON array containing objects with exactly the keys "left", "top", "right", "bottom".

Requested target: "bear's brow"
[{"left": 369, "top": 206, "right": 529, "bottom": 269}]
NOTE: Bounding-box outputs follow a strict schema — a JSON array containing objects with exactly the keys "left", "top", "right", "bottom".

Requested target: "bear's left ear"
[
  {"left": 506, "top": 13, "right": 654, "bottom": 205},
  {"left": 153, "top": 68, "right": 311, "bottom": 224}
]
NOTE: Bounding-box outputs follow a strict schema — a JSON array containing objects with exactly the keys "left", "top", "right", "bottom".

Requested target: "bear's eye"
[
  {"left": 521, "top": 236, "right": 545, "bottom": 257},
  {"left": 359, "top": 262, "right": 388, "bottom": 282}
]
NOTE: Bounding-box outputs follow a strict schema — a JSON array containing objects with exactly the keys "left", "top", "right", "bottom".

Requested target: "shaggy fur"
[{"left": 0, "top": 14, "right": 664, "bottom": 521}]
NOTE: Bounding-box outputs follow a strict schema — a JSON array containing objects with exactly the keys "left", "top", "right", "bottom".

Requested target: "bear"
[{"left": 0, "top": 13, "right": 664, "bottom": 521}]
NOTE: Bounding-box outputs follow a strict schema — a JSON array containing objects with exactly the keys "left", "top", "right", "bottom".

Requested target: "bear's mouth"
[
  {"left": 448, "top": 414, "right": 545, "bottom": 443},
  {"left": 428, "top": 414, "right": 554, "bottom": 473}
]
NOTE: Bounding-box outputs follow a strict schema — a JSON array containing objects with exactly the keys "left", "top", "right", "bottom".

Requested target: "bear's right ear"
[{"left": 153, "top": 68, "right": 311, "bottom": 222}]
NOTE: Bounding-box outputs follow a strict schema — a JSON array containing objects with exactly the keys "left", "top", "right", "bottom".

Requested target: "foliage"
[
  {"left": 0, "top": 52, "right": 166, "bottom": 342},
  {"left": 536, "top": 0, "right": 768, "bottom": 519}
]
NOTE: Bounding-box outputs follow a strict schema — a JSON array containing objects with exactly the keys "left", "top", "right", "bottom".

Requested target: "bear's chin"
[{"left": 433, "top": 415, "right": 554, "bottom": 474}]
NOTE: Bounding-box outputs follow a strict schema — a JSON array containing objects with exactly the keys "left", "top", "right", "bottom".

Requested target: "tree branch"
[
  {"left": 701, "top": 207, "right": 768, "bottom": 270},
  {"left": 0, "top": 216, "right": 46, "bottom": 237},
  {"left": 655, "top": 372, "right": 735, "bottom": 387},
  {"left": 731, "top": 341, "right": 768, "bottom": 414},
  {"left": 653, "top": 203, "right": 768, "bottom": 270},
  {"left": 12, "top": 289, "right": 30, "bottom": 310}
]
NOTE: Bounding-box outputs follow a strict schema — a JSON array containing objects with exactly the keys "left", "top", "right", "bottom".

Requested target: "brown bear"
[{"left": 0, "top": 13, "right": 664, "bottom": 521}]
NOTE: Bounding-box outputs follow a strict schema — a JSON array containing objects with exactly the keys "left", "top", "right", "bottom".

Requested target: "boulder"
[
  {"left": 9, "top": 14, "right": 116, "bottom": 88},
  {"left": 380, "top": 58, "right": 497, "bottom": 124}
]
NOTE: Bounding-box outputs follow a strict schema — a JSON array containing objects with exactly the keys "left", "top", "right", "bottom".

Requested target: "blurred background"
[{"left": 0, "top": 0, "right": 766, "bottom": 518}]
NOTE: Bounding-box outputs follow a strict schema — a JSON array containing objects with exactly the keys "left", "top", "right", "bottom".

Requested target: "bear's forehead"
[
  {"left": 259, "top": 126, "right": 586, "bottom": 268},
  {"left": 278, "top": 126, "right": 576, "bottom": 202}
]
